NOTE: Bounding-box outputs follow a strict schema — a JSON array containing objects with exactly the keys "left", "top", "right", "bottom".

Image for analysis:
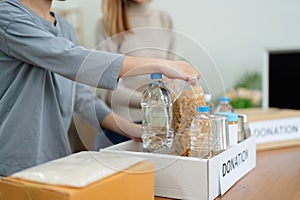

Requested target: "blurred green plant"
[
  {"left": 226, "top": 71, "right": 262, "bottom": 109},
  {"left": 231, "top": 98, "right": 253, "bottom": 108},
  {"left": 234, "top": 71, "right": 262, "bottom": 90}
]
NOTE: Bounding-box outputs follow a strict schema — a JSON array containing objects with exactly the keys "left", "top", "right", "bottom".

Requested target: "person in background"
[
  {"left": 0, "top": 0, "right": 200, "bottom": 177},
  {"left": 94, "top": 0, "right": 177, "bottom": 148}
]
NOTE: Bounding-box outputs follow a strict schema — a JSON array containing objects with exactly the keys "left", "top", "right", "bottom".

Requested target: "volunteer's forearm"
[{"left": 120, "top": 56, "right": 200, "bottom": 81}]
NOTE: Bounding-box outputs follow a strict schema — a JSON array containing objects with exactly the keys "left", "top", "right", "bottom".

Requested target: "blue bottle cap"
[
  {"left": 197, "top": 106, "right": 210, "bottom": 113},
  {"left": 227, "top": 112, "right": 238, "bottom": 122},
  {"left": 151, "top": 73, "right": 162, "bottom": 79},
  {"left": 219, "top": 97, "right": 230, "bottom": 103}
]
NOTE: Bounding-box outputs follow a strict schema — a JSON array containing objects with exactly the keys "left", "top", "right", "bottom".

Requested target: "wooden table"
[{"left": 155, "top": 145, "right": 300, "bottom": 200}]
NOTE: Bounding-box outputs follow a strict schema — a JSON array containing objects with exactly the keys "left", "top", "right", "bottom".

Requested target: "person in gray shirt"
[{"left": 0, "top": 0, "right": 200, "bottom": 177}]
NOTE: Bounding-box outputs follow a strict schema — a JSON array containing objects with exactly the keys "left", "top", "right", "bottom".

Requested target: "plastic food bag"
[
  {"left": 11, "top": 151, "right": 145, "bottom": 188},
  {"left": 171, "top": 80, "right": 206, "bottom": 156}
]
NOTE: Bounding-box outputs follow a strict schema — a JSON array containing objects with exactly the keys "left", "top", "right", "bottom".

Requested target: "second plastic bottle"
[
  {"left": 190, "top": 106, "right": 213, "bottom": 158},
  {"left": 214, "top": 97, "right": 233, "bottom": 114}
]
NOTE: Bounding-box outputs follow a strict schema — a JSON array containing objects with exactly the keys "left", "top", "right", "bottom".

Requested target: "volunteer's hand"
[
  {"left": 120, "top": 56, "right": 201, "bottom": 82},
  {"left": 159, "top": 59, "right": 200, "bottom": 82},
  {"left": 100, "top": 112, "right": 142, "bottom": 142}
]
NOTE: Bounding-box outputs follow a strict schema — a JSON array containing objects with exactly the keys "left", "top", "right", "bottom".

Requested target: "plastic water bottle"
[
  {"left": 214, "top": 97, "right": 233, "bottom": 114},
  {"left": 141, "top": 74, "right": 174, "bottom": 153},
  {"left": 204, "top": 93, "right": 215, "bottom": 114},
  {"left": 190, "top": 106, "right": 213, "bottom": 158}
]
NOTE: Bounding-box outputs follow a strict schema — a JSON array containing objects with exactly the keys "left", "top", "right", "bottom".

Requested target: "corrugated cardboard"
[{"left": 0, "top": 161, "right": 154, "bottom": 200}]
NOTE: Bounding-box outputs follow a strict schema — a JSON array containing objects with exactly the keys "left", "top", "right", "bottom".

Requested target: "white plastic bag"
[{"left": 11, "top": 151, "right": 145, "bottom": 188}]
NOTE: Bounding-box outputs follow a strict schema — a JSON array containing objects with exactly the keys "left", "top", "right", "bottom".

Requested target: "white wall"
[
  {"left": 153, "top": 0, "right": 300, "bottom": 94},
  {"left": 52, "top": 0, "right": 102, "bottom": 48},
  {"left": 52, "top": 0, "right": 300, "bottom": 97}
]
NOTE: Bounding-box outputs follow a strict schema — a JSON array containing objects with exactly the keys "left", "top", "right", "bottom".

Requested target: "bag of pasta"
[{"left": 171, "top": 80, "right": 205, "bottom": 156}]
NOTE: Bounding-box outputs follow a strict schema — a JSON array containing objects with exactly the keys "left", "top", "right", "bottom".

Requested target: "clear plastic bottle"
[
  {"left": 141, "top": 73, "right": 174, "bottom": 153},
  {"left": 214, "top": 97, "right": 233, "bottom": 114},
  {"left": 204, "top": 93, "right": 215, "bottom": 114},
  {"left": 190, "top": 106, "right": 213, "bottom": 158}
]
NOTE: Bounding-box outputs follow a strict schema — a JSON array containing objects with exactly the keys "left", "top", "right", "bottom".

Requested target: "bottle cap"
[
  {"left": 197, "top": 106, "right": 210, "bottom": 113},
  {"left": 204, "top": 94, "right": 212, "bottom": 102},
  {"left": 227, "top": 112, "right": 238, "bottom": 122},
  {"left": 219, "top": 97, "right": 230, "bottom": 103},
  {"left": 150, "top": 73, "right": 162, "bottom": 79}
]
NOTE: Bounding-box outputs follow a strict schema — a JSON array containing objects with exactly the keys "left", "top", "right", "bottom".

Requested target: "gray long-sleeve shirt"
[{"left": 0, "top": 0, "right": 124, "bottom": 176}]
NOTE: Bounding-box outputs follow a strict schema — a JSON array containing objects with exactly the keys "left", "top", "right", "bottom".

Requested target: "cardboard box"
[
  {"left": 101, "top": 136, "right": 256, "bottom": 200},
  {"left": 236, "top": 108, "right": 300, "bottom": 150},
  {"left": 0, "top": 161, "right": 154, "bottom": 200}
]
